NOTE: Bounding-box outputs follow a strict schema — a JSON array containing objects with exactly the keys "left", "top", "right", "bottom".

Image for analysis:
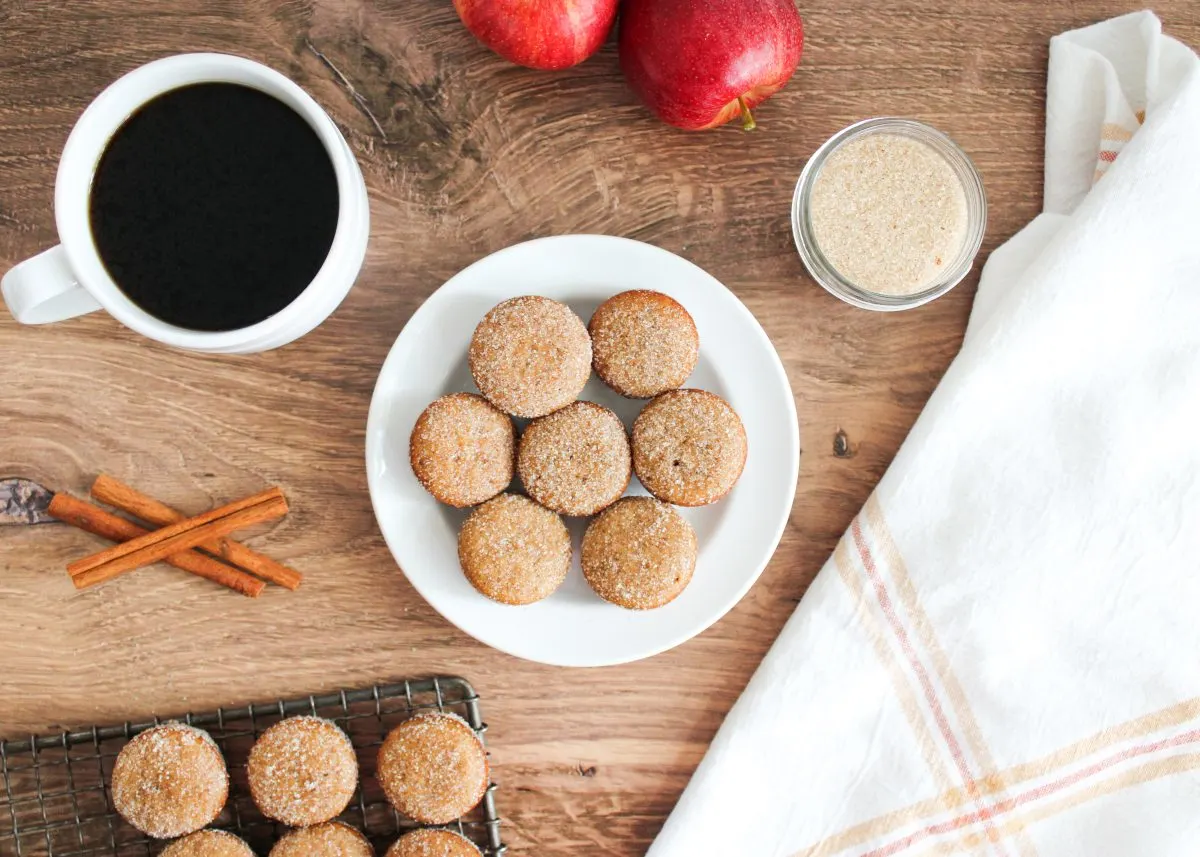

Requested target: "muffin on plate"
[
  {"left": 632, "top": 389, "right": 747, "bottom": 506},
  {"left": 517, "top": 401, "right": 630, "bottom": 516},
  {"left": 410, "top": 393, "right": 515, "bottom": 508},
  {"left": 468, "top": 296, "right": 591, "bottom": 418},
  {"left": 589, "top": 290, "right": 699, "bottom": 398},
  {"left": 458, "top": 493, "right": 571, "bottom": 605},
  {"left": 581, "top": 497, "right": 698, "bottom": 610}
]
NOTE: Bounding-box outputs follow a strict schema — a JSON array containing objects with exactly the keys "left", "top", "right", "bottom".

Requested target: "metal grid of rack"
[{"left": 0, "top": 676, "right": 505, "bottom": 856}]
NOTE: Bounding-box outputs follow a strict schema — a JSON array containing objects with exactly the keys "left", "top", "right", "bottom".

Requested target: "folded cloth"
[{"left": 649, "top": 12, "right": 1200, "bottom": 857}]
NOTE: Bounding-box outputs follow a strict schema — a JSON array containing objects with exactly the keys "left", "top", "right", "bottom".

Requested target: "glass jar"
[{"left": 792, "top": 117, "right": 987, "bottom": 311}]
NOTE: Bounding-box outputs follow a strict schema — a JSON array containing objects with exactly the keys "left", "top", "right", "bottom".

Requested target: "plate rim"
[{"left": 365, "top": 234, "right": 800, "bottom": 667}]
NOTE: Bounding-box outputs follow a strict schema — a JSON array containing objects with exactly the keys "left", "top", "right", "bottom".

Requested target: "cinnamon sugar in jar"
[{"left": 792, "top": 118, "right": 987, "bottom": 311}]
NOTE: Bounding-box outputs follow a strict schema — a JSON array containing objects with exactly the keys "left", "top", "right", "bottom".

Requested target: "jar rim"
[{"left": 792, "top": 117, "right": 988, "bottom": 312}]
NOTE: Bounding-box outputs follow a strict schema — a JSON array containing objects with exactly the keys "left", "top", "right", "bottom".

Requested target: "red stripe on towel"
[
  {"left": 851, "top": 520, "right": 1008, "bottom": 854},
  {"left": 861, "top": 728, "right": 1200, "bottom": 857}
]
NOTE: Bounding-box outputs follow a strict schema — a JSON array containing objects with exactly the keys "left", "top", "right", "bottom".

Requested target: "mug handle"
[{"left": 2, "top": 245, "right": 102, "bottom": 324}]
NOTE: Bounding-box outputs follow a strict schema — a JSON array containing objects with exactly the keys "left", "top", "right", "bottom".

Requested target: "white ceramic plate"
[{"left": 366, "top": 235, "right": 799, "bottom": 667}]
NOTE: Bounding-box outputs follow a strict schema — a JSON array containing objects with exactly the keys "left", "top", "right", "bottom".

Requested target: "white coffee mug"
[{"left": 0, "top": 53, "right": 370, "bottom": 353}]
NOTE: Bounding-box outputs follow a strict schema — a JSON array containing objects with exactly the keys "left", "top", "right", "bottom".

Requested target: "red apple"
[
  {"left": 619, "top": 0, "right": 804, "bottom": 130},
  {"left": 453, "top": 0, "right": 620, "bottom": 70}
]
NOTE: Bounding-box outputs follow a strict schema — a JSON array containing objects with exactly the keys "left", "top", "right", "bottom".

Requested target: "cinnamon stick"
[
  {"left": 47, "top": 493, "right": 265, "bottom": 597},
  {"left": 91, "top": 475, "right": 302, "bottom": 590},
  {"left": 68, "top": 488, "right": 288, "bottom": 586}
]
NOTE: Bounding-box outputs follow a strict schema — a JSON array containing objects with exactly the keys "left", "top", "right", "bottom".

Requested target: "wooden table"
[{"left": 1, "top": 2, "right": 1196, "bottom": 853}]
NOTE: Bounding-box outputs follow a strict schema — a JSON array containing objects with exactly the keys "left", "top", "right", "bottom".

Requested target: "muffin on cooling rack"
[
  {"left": 589, "top": 290, "right": 699, "bottom": 399},
  {"left": 387, "top": 828, "right": 483, "bottom": 856},
  {"left": 468, "top": 295, "right": 591, "bottom": 418},
  {"left": 581, "top": 497, "right": 698, "bottom": 610},
  {"left": 247, "top": 716, "right": 358, "bottom": 827},
  {"left": 517, "top": 401, "right": 631, "bottom": 517},
  {"left": 377, "top": 712, "right": 489, "bottom": 825},
  {"left": 110, "top": 722, "right": 228, "bottom": 839},
  {"left": 410, "top": 393, "right": 515, "bottom": 508},
  {"left": 162, "top": 830, "right": 255, "bottom": 857},
  {"left": 458, "top": 493, "right": 572, "bottom": 605},
  {"left": 631, "top": 389, "right": 747, "bottom": 506},
  {"left": 270, "top": 821, "right": 375, "bottom": 856}
]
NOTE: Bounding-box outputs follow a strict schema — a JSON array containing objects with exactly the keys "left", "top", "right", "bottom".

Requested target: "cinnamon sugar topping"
[
  {"left": 110, "top": 722, "right": 228, "bottom": 839},
  {"left": 386, "top": 828, "right": 483, "bottom": 857},
  {"left": 517, "top": 401, "right": 631, "bottom": 516},
  {"left": 377, "top": 712, "right": 489, "bottom": 825},
  {"left": 247, "top": 716, "right": 358, "bottom": 827},
  {"left": 410, "top": 393, "right": 515, "bottom": 508},
  {"left": 468, "top": 296, "right": 591, "bottom": 418},
  {"left": 458, "top": 494, "right": 571, "bottom": 605},
  {"left": 270, "top": 821, "right": 375, "bottom": 857},
  {"left": 632, "top": 389, "right": 747, "bottom": 506},
  {"left": 589, "top": 290, "right": 699, "bottom": 398},
  {"left": 162, "top": 830, "right": 255, "bottom": 857},
  {"left": 581, "top": 497, "right": 697, "bottom": 610}
]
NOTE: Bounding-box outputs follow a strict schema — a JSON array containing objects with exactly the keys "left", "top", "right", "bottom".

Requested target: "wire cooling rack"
[{"left": 0, "top": 676, "right": 505, "bottom": 856}]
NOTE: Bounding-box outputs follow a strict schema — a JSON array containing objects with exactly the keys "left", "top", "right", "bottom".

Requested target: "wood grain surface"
[{"left": 1, "top": 2, "right": 1196, "bottom": 854}]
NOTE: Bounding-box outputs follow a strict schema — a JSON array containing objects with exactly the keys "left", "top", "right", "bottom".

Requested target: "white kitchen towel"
[{"left": 650, "top": 12, "right": 1200, "bottom": 857}]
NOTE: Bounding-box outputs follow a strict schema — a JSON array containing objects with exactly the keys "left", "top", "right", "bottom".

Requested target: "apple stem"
[{"left": 738, "top": 96, "right": 757, "bottom": 132}]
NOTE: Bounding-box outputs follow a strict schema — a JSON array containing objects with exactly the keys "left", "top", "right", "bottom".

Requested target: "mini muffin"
[
  {"left": 377, "top": 712, "right": 490, "bottom": 825},
  {"left": 581, "top": 497, "right": 698, "bottom": 610},
  {"left": 386, "top": 828, "right": 483, "bottom": 857},
  {"left": 110, "top": 723, "right": 228, "bottom": 839},
  {"left": 468, "top": 296, "right": 591, "bottom": 418},
  {"left": 162, "top": 830, "right": 255, "bottom": 857},
  {"left": 589, "top": 290, "right": 699, "bottom": 398},
  {"left": 632, "top": 389, "right": 747, "bottom": 506},
  {"left": 517, "top": 401, "right": 631, "bottom": 516},
  {"left": 458, "top": 493, "right": 572, "bottom": 605},
  {"left": 271, "top": 821, "right": 375, "bottom": 857},
  {"left": 247, "top": 716, "right": 358, "bottom": 827},
  {"left": 410, "top": 393, "right": 515, "bottom": 507}
]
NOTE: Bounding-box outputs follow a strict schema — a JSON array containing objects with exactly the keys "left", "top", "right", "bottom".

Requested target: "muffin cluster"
[
  {"left": 410, "top": 290, "right": 747, "bottom": 611},
  {"left": 111, "top": 714, "right": 489, "bottom": 856}
]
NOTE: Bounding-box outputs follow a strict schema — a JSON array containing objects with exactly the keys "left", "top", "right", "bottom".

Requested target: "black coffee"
[{"left": 90, "top": 83, "right": 339, "bottom": 332}]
